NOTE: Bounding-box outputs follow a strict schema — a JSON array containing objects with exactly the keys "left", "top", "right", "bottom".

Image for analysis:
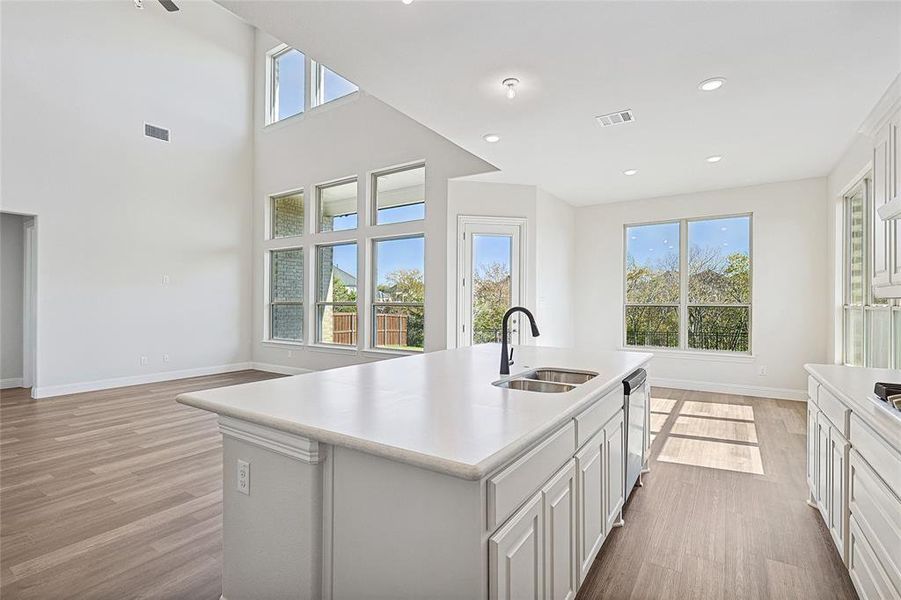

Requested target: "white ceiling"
[{"left": 219, "top": 1, "right": 901, "bottom": 206}]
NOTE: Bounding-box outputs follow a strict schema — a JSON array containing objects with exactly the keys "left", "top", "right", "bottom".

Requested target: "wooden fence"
[{"left": 332, "top": 313, "right": 408, "bottom": 347}]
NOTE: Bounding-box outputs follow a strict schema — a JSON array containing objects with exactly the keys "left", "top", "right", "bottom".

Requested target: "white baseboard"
[
  {"left": 650, "top": 377, "right": 807, "bottom": 402},
  {"left": 251, "top": 362, "right": 314, "bottom": 376},
  {"left": 0, "top": 377, "right": 24, "bottom": 389},
  {"left": 32, "top": 362, "right": 254, "bottom": 399}
]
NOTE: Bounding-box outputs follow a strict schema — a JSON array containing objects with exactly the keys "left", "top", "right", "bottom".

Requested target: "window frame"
[
  {"left": 623, "top": 213, "right": 753, "bottom": 355},
  {"left": 269, "top": 188, "right": 305, "bottom": 240},
  {"left": 371, "top": 163, "right": 427, "bottom": 226},
  {"left": 316, "top": 176, "right": 359, "bottom": 234},
  {"left": 315, "top": 241, "right": 359, "bottom": 347},
  {"left": 268, "top": 246, "right": 304, "bottom": 343},
  {"left": 371, "top": 233, "right": 426, "bottom": 353},
  {"left": 266, "top": 45, "right": 306, "bottom": 126},
  {"left": 311, "top": 61, "right": 360, "bottom": 108}
]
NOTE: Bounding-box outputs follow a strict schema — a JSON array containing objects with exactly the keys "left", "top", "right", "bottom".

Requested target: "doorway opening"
[{"left": 1, "top": 212, "right": 37, "bottom": 395}]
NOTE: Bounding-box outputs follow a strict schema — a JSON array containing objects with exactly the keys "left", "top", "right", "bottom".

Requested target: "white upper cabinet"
[{"left": 868, "top": 88, "right": 901, "bottom": 297}]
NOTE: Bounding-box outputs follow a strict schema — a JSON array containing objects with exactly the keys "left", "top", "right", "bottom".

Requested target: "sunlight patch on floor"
[
  {"left": 650, "top": 397, "right": 677, "bottom": 414},
  {"left": 679, "top": 401, "right": 754, "bottom": 421},
  {"left": 670, "top": 415, "right": 759, "bottom": 443},
  {"left": 656, "top": 437, "right": 764, "bottom": 474}
]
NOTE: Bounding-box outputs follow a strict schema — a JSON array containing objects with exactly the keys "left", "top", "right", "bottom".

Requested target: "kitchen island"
[{"left": 177, "top": 344, "right": 651, "bottom": 600}]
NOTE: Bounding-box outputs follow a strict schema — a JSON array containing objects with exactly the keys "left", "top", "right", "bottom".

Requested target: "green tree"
[
  {"left": 377, "top": 269, "right": 425, "bottom": 349},
  {"left": 472, "top": 262, "right": 511, "bottom": 343}
]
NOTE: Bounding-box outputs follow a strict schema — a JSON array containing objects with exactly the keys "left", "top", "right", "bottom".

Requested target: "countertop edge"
[{"left": 177, "top": 354, "right": 652, "bottom": 480}]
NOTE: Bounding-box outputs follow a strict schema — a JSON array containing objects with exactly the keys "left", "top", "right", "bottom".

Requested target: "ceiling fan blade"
[{"left": 158, "top": 0, "right": 179, "bottom": 11}]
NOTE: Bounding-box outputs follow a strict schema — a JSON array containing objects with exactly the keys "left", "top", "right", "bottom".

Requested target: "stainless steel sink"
[
  {"left": 494, "top": 378, "right": 575, "bottom": 393},
  {"left": 523, "top": 368, "right": 598, "bottom": 385}
]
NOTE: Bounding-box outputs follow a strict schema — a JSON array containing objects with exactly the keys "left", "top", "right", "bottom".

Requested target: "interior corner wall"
[
  {"left": 573, "top": 177, "right": 830, "bottom": 399},
  {"left": 535, "top": 188, "right": 576, "bottom": 347},
  {"left": 1, "top": 213, "right": 26, "bottom": 383},
  {"left": 0, "top": 1, "right": 255, "bottom": 396},
  {"left": 252, "top": 30, "right": 494, "bottom": 373}
]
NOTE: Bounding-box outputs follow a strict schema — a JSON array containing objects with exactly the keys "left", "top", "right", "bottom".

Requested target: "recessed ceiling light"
[
  {"left": 483, "top": 133, "right": 500, "bottom": 143},
  {"left": 623, "top": 169, "right": 638, "bottom": 176},
  {"left": 502, "top": 78, "right": 519, "bottom": 99},
  {"left": 698, "top": 77, "right": 726, "bottom": 92},
  {"left": 706, "top": 155, "right": 723, "bottom": 163}
]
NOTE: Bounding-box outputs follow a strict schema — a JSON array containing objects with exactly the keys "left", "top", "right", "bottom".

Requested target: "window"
[
  {"left": 266, "top": 44, "right": 359, "bottom": 125},
  {"left": 373, "top": 236, "right": 425, "bottom": 351},
  {"left": 270, "top": 248, "right": 304, "bottom": 341},
  {"left": 624, "top": 215, "right": 752, "bottom": 353},
  {"left": 268, "top": 47, "right": 305, "bottom": 124},
  {"left": 373, "top": 164, "right": 425, "bottom": 225},
  {"left": 317, "top": 178, "right": 357, "bottom": 232},
  {"left": 271, "top": 190, "right": 304, "bottom": 239},
  {"left": 842, "top": 178, "right": 898, "bottom": 367},
  {"left": 316, "top": 242, "right": 358, "bottom": 346},
  {"left": 314, "top": 63, "right": 359, "bottom": 106}
]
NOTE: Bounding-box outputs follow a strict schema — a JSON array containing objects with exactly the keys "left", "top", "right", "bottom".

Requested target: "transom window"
[
  {"left": 266, "top": 44, "right": 359, "bottom": 125},
  {"left": 271, "top": 190, "right": 304, "bottom": 239},
  {"left": 317, "top": 178, "right": 358, "bottom": 233},
  {"left": 373, "top": 164, "right": 425, "bottom": 225},
  {"left": 624, "top": 215, "right": 752, "bottom": 353}
]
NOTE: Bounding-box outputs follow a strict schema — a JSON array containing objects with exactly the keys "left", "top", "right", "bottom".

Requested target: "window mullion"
[{"left": 679, "top": 219, "right": 689, "bottom": 350}]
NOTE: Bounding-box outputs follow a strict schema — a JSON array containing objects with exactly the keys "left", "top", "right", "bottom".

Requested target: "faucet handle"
[{"left": 508, "top": 347, "right": 515, "bottom": 365}]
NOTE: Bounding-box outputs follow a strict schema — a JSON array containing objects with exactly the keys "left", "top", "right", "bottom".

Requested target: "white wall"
[
  {"left": 573, "top": 178, "right": 829, "bottom": 399},
  {"left": 1, "top": 213, "right": 25, "bottom": 384},
  {"left": 446, "top": 181, "right": 576, "bottom": 348},
  {"left": 0, "top": 1, "right": 255, "bottom": 396},
  {"left": 252, "top": 31, "right": 494, "bottom": 373}
]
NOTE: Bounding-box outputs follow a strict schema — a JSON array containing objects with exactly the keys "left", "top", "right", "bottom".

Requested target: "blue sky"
[
  {"left": 627, "top": 216, "right": 750, "bottom": 265},
  {"left": 276, "top": 50, "right": 304, "bottom": 120},
  {"left": 474, "top": 235, "right": 512, "bottom": 272},
  {"left": 376, "top": 236, "right": 424, "bottom": 285}
]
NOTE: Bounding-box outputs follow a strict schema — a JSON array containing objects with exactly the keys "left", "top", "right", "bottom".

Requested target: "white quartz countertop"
[
  {"left": 177, "top": 345, "right": 651, "bottom": 480},
  {"left": 805, "top": 363, "right": 901, "bottom": 443}
]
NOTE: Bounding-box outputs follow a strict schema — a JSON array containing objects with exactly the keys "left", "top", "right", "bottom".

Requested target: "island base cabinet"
[
  {"left": 849, "top": 516, "right": 901, "bottom": 600},
  {"left": 604, "top": 411, "right": 625, "bottom": 533},
  {"left": 829, "top": 426, "right": 850, "bottom": 562},
  {"left": 542, "top": 461, "right": 578, "bottom": 600},
  {"left": 576, "top": 429, "right": 605, "bottom": 584},
  {"left": 489, "top": 492, "right": 543, "bottom": 600}
]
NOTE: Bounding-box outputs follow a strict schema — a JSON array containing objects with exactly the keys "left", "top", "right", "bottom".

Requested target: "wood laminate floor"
[{"left": 1, "top": 375, "right": 856, "bottom": 599}]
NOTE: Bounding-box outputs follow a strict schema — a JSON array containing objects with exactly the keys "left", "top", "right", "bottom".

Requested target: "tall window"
[
  {"left": 625, "top": 215, "right": 752, "bottom": 353},
  {"left": 266, "top": 44, "right": 359, "bottom": 125},
  {"left": 270, "top": 248, "right": 304, "bottom": 341},
  {"left": 373, "top": 236, "right": 425, "bottom": 351},
  {"left": 316, "top": 242, "right": 358, "bottom": 346},
  {"left": 842, "top": 178, "right": 898, "bottom": 367},
  {"left": 271, "top": 190, "right": 304, "bottom": 238},
  {"left": 373, "top": 164, "right": 425, "bottom": 225},
  {"left": 317, "top": 178, "right": 357, "bottom": 232}
]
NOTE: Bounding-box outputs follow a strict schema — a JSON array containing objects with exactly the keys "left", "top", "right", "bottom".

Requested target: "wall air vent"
[
  {"left": 595, "top": 109, "right": 635, "bottom": 128},
  {"left": 144, "top": 123, "right": 170, "bottom": 142}
]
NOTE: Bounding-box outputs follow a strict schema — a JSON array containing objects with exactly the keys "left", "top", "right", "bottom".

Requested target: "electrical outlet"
[
  {"left": 162, "top": 274, "right": 170, "bottom": 285},
  {"left": 140, "top": 356, "right": 148, "bottom": 366},
  {"left": 757, "top": 365, "right": 768, "bottom": 377},
  {"left": 237, "top": 460, "right": 250, "bottom": 495},
  {"left": 163, "top": 354, "right": 170, "bottom": 363}
]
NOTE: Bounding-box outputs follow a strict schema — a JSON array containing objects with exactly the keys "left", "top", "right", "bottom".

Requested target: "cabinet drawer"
[
  {"left": 575, "top": 388, "right": 621, "bottom": 450},
  {"left": 849, "top": 450, "right": 901, "bottom": 594},
  {"left": 849, "top": 516, "right": 901, "bottom": 600},
  {"left": 817, "top": 385, "right": 850, "bottom": 437},
  {"left": 488, "top": 421, "right": 576, "bottom": 531},
  {"left": 851, "top": 415, "right": 901, "bottom": 499},
  {"left": 808, "top": 376, "right": 819, "bottom": 405}
]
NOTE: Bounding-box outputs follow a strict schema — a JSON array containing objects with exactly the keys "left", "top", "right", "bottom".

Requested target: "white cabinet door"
[
  {"left": 489, "top": 491, "right": 543, "bottom": 600},
  {"left": 575, "top": 430, "right": 605, "bottom": 584},
  {"left": 829, "top": 425, "right": 850, "bottom": 563},
  {"left": 890, "top": 109, "right": 901, "bottom": 286},
  {"left": 816, "top": 411, "right": 831, "bottom": 521},
  {"left": 873, "top": 124, "right": 891, "bottom": 287},
  {"left": 542, "top": 460, "right": 577, "bottom": 600},
  {"left": 603, "top": 411, "right": 625, "bottom": 533},
  {"left": 807, "top": 404, "right": 818, "bottom": 496}
]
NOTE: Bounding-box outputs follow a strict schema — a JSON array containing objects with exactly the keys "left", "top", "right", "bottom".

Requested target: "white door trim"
[{"left": 22, "top": 217, "right": 36, "bottom": 392}]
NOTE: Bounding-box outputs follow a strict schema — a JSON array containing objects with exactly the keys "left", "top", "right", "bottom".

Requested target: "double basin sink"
[{"left": 493, "top": 368, "right": 598, "bottom": 393}]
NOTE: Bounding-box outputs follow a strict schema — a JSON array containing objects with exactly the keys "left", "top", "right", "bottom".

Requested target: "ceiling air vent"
[
  {"left": 144, "top": 123, "right": 170, "bottom": 142},
  {"left": 595, "top": 109, "right": 635, "bottom": 128}
]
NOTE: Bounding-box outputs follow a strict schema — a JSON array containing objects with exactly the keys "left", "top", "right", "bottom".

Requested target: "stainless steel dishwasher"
[{"left": 623, "top": 368, "right": 649, "bottom": 502}]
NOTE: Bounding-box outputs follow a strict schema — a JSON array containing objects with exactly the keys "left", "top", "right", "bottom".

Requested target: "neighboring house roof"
[{"left": 334, "top": 266, "right": 357, "bottom": 288}]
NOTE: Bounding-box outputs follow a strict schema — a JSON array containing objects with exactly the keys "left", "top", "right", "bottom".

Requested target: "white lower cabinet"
[
  {"left": 828, "top": 426, "right": 850, "bottom": 561},
  {"left": 575, "top": 429, "right": 605, "bottom": 584},
  {"left": 806, "top": 403, "right": 818, "bottom": 494},
  {"left": 541, "top": 460, "right": 578, "bottom": 600},
  {"left": 603, "top": 411, "right": 625, "bottom": 533},
  {"left": 849, "top": 516, "right": 900, "bottom": 600},
  {"left": 489, "top": 492, "right": 544, "bottom": 600},
  {"left": 816, "top": 411, "right": 831, "bottom": 520}
]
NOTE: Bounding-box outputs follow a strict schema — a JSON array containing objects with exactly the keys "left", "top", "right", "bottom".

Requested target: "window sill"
[
  {"left": 307, "top": 343, "right": 358, "bottom": 356},
  {"left": 263, "top": 91, "right": 362, "bottom": 132},
  {"left": 619, "top": 347, "right": 755, "bottom": 363},
  {"left": 262, "top": 340, "right": 305, "bottom": 347},
  {"left": 361, "top": 348, "right": 423, "bottom": 359}
]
